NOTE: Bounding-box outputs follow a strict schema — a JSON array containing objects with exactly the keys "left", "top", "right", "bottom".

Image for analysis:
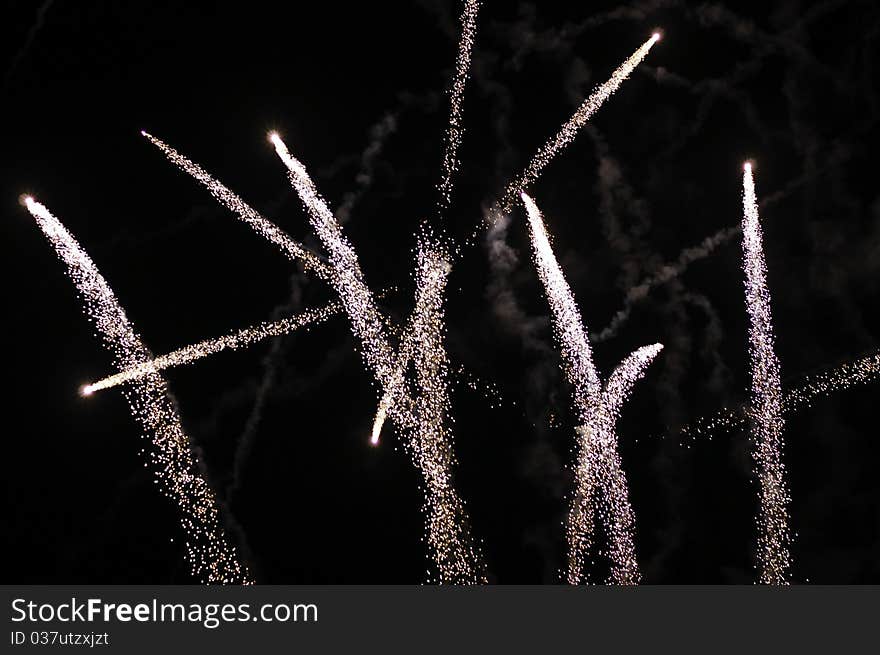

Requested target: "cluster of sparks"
[
  {"left": 21, "top": 0, "right": 876, "bottom": 587},
  {"left": 741, "top": 163, "right": 791, "bottom": 584},
  {"left": 23, "top": 197, "right": 251, "bottom": 585},
  {"left": 523, "top": 192, "right": 662, "bottom": 585}
]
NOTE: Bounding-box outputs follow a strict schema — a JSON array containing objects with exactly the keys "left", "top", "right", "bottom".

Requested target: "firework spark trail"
[
  {"left": 266, "top": 134, "right": 485, "bottom": 583},
  {"left": 83, "top": 301, "right": 341, "bottom": 394},
  {"left": 523, "top": 193, "right": 662, "bottom": 585},
  {"left": 741, "top": 163, "right": 790, "bottom": 585},
  {"left": 24, "top": 197, "right": 251, "bottom": 585},
  {"left": 436, "top": 0, "right": 480, "bottom": 218},
  {"left": 488, "top": 34, "right": 660, "bottom": 227},
  {"left": 593, "top": 149, "right": 855, "bottom": 343},
  {"left": 678, "top": 351, "right": 880, "bottom": 441},
  {"left": 142, "top": 132, "right": 333, "bottom": 281}
]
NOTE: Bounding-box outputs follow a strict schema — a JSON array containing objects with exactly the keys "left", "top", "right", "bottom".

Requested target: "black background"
[{"left": 2, "top": 0, "right": 878, "bottom": 583}]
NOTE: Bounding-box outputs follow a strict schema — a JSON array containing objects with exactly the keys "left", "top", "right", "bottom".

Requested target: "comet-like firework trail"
[
  {"left": 23, "top": 197, "right": 251, "bottom": 585},
  {"left": 489, "top": 34, "right": 660, "bottom": 225},
  {"left": 523, "top": 192, "right": 662, "bottom": 585},
  {"left": 83, "top": 301, "right": 341, "bottom": 394},
  {"left": 741, "top": 163, "right": 791, "bottom": 585},
  {"left": 436, "top": 0, "right": 479, "bottom": 218}
]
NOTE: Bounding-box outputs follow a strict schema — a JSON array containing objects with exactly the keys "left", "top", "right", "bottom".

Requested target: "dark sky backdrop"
[{"left": 2, "top": 0, "right": 879, "bottom": 583}]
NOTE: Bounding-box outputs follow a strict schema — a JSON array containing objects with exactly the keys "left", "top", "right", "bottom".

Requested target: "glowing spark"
[
  {"left": 436, "top": 0, "right": 480, "bottom": 218},
  {"left": 741, "top": 163, "right": 791, "bottom": 585},
  {"left": 370, "top": 405, "right": 386, "bottom": 445},
  {"left": 490, "top": 36, "right": 660, "bottom": 223},
  {"left": 83, "top": 301, "right": 340, "bottom": 393},
  {"left": 24, "top": 197, "right": 251, "bottom": 585},
  {"left": 523, "top": 192, "right": 662, "bottom": 585}
]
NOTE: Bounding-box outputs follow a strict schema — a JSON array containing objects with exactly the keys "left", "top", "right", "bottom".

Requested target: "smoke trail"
[
  {"left": 488, "top": 34, "right": 660, "bottom": 226},
  {"left": 83, "top": 301, "right": 341, "bottom": 394},
  {"left": 267, "top": 134, "right": 485, "bottom": 584},
  {"left": 523, "top": 193, "right": 662, "bottom": 584},
  {"left": 741, "top": 163, "right": 790, "bottom": 584},
  {"left": 4, "top": 0, "right": 53, "bottom": 87},
  {"left": 436, "top": 0, "right": 480, "bottom": 218},
  {"left": 142, "top": 132, "right": 332, "bottom": 281},
  {"left": 335, "top": 112, "right": 398, "bottom": 225},
  {"left": 23, "top": 197, "right": 251, "bottom": 585}
]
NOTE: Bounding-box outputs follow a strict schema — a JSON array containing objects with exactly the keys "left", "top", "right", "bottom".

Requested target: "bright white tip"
[
  {"left": 21, "top": 194, "right": 34, "bottom": 207},
  {"left": 651, "top": 32, "right": 662, "bottom": 42},
  {"left": 80, "top": 384, "right": 94, "bottom": 397},
  {"left": 744, "top": 161, "right": 753, "bottom": 172},
  {"left": 140, "top": 130, "right": 147, "bottom": 137},
  {"left": 371, "top": 405, "right": 387, "bottom": 445},
  {"left": 268, "top": 131, "right": 281, "bottom": 145}
]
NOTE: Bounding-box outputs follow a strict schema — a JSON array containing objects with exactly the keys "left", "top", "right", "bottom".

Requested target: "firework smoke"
[
  {"left": 523, "top": 192, "right": 662, "bottom": 585},
  {"left": 24, "top": 197, "right": 251, "bottom": 585},
  {"left": 741, "top": 163, "right": 791, "bottom": 585},
  {"left": 83, "top": 301, "right": 340, "bottom": 394}
]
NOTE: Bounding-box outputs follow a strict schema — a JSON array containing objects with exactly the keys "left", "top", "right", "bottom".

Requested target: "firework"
[
  {"left": 523, "top": 192, "right": 662, "bottom": 585},
  {"left": 489, "top": 35, "right": 660, "bottom": 225},
  {"left": 741, "top": 162, "right": 790, "bottom": 585},
  {"left": 24, "top": 197, "right": 251, "bottom": 585},
  {"left": 436, "top": 0, "right": 480, "bottom": 218},
  {"left": 83, "top": 301, "right": 340, "bottom": 394},
  {"left": 143, "top": 131, "right": 332, "bottom": 281}
]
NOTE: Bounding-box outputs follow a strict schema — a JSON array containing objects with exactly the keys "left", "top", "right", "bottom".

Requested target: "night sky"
[{"left": 3, "top": 0, "right": 879, "bottom": 583}]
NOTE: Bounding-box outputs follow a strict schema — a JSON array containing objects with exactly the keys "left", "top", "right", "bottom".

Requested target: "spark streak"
[
  {"left": 741, "top": 162, "right": 790, "bottom": 584},
  {"left": 436, "top": 0, "right": 480, "bottom": 218},
  {"left": 24, "top": 197, "right": 251, "bottom": 585},
  {"left": 83, "top": 301, "right": 340, "bottom": 393},
  {"left": 143, "top": 131, "right": 332, "bottom": 280},
  {"left": 523, "top": 193, "right": 662, "bottom": 585},
  {"left": 680, "top": 351, "right": 880, "bottom": 441},
  {"left": 491, "top": 35, "right": 660, "bottom": 223}
]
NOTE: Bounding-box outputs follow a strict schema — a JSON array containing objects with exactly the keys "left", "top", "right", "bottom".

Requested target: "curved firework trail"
[
  {"left": 82, "top": 301, "right": 341, "bottom": 394},
  {"left": 741, "top": 163, "right": 790, "bottom": 585},
  {"left": 523, "top": 192, "right": 662, "bottom": 585},
  {"left": 23, "top": 197, "right": 251, "bottom": 585}
]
